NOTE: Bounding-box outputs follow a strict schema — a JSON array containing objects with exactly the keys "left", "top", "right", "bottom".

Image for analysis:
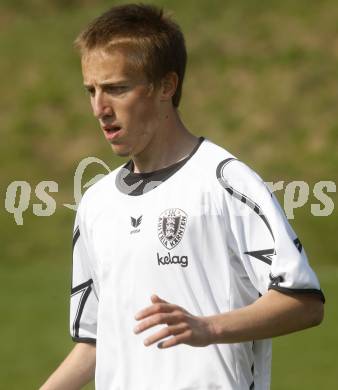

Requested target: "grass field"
[{"left": 1, "top": 0, "right": 337, "bottom": 388}]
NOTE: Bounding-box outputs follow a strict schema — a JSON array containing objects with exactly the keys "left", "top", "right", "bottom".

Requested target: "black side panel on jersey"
[
  {"left": 71, "top": 226, "right": 97, "bottom": 342},
  {"left": 71, "top": 279, "right": 93, "bottom": 338}
]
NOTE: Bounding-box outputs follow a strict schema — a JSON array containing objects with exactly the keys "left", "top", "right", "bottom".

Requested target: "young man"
[{"left": 40, "top": 4, "right": 324, "bottom": 390}]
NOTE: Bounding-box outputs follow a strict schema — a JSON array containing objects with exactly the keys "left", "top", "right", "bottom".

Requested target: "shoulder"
[
  {"left": 216, "top": 156, "right": 275, "bottom": 226},
  {"left": 77, "top": 163, "right": 124, "bottom": 219},
  {"left": 198, "top": 139, "right": 269, "bottom": 196},
  {"left": 196, "top": 138, "right": 237, "bottom": 167},
  {"left": 198, "top": 141, "right": 276, "bottom": 228},
  {"left": 216, "top": 155, "right": 268, "bottom": 198}
]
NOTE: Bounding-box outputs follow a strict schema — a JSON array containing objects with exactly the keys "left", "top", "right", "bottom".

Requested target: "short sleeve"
[
  {"left": 217, "top": 158, "right": 325, "bottom": 302},
  {"left": 70, "top": 210, "right": 99, "bottom": 343}
]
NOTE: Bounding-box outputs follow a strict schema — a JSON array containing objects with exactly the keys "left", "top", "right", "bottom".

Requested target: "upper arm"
[
  {"left": 266, "top": 288, "right": 324, "bottom": 327},
  {"left": 217, "top": 159, "right": 325, "bottom": 303}
]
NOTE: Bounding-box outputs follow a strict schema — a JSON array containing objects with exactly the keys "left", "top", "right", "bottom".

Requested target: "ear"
[{"left": 160, "top": 72, "right": 178, "bottom": 103}]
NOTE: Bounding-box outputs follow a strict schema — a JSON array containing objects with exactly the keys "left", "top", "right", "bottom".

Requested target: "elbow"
[
  {"left": 308, "top": 299, "right": 324, "bottom": 328},
  {"left": 315, "top": 302, "right": 325, "bottom": 326}
]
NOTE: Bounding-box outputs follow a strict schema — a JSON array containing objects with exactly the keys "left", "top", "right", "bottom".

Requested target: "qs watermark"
[{"left": 3, "top": 157, "right": 336, "bottom": 225}]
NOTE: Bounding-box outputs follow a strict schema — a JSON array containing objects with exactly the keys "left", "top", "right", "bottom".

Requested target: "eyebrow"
[{"left": 83, "top": 80, "right": 130, "bottom": 88}]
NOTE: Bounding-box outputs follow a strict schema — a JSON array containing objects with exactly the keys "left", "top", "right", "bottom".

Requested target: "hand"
[{"left": 133, "top": 294, "right": 216, "bottom": 349}]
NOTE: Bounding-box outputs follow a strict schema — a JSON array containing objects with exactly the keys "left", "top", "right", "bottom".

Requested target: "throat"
[{"left": 132, "top": 134, "right": 201, "bottom": 174}]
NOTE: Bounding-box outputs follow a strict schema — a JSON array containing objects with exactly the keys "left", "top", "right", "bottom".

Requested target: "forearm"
[
  {"left": 39, "top": 342, "right": 96, "bottom": 390},
  {"left": 210, "top": 289, "right": 324, "bottom": 344}
]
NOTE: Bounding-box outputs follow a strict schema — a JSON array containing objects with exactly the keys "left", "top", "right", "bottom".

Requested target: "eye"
[
  {"left": 105, "top": 85, "right": 128, "bottom": 95},
  {"left": 85, "top": 87, "right": 95, "bottom": 97}
]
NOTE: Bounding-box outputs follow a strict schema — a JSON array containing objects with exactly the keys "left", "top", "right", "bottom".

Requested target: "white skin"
[
  {"left": 82, "top": 48, "right": 323, "bottom": 350},
  {"left": 81, "top": 47, "right": 198, "bottom": 173},
  {"left": 134, "top": 292, "right": 323, "bottom": 349},
  {"left": 40, "top": 48, "right": 199, "bottom": 390},
  {"left": 40, "top": 48, "right": 324, "bottom": 389}
]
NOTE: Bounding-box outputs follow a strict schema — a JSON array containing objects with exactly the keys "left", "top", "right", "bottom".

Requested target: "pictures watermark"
[
  {"left": 266, "top": 180, "right": 336, "bottom": 219},
  {"left": 4, "top": 156, "right": 336, "bottom": 225}
]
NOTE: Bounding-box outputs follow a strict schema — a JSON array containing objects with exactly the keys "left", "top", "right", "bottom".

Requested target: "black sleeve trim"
[
  {"left": 269, "top": 286, "right": 325, "bottom": 303},
  {"left": 72, "top": 336, "right": 96, "bottom": 344}
]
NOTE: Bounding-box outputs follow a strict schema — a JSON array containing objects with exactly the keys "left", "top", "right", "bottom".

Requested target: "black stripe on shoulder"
[
  {"left": 216, "top": 159, "right": 275, "bottom": 241},
  {"left": 293, "top": 237, "right": 303, "bottom": 253},
  {"left": 268, "top": 286, "right": 325, "bottom": 303},
  {"left": 72, "top": 336, "right": 96, "bottom": 344},
  {"left": 71, "top": 278, "right": 93, "bottom": 295},
  {"left": 72, "top": 226, "right": 80, "bottom": 251},
  {"left": 216, "top": 158, "right": 237, "bottom": 180}
]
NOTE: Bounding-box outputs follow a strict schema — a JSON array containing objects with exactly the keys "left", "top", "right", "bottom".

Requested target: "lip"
[{"left": 102, "top": 125, "right": 123, "bottom": 142}]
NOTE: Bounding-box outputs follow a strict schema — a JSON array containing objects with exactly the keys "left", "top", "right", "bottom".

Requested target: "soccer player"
[{"left": 40, "top": 4, "right": 324, "bottom": 390}]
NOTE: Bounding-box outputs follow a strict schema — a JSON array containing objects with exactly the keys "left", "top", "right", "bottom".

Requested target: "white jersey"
[{"left": 70, "top": 139, "right": 323, "bottom": 390}]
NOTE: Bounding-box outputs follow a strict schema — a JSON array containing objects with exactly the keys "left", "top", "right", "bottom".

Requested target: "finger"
[
  {"left": 135, "top": 302, "right": 176, "bottom": 321},
  {"left": 157, "top": 330, "right": 192, "bottom": 349},
  {"left": 134, "top": 312, "right": 179, "bottom": 334},
  {"left": 151, "top": 294, "right": 168, "bottom": 304},
  {"left": 143, "top": 323, "right": 188, "bottom": 346}
]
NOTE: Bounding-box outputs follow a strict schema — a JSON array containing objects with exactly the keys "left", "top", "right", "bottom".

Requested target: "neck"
[{"left": 132, "top": 110, "right": 199, "bottom": 173}]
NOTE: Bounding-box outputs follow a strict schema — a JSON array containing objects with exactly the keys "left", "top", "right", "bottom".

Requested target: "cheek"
[
  {"left": 90, "top": 98, "right": 95, "bottom": 113},
  {"left": 122, "top": 96, "right": 156, "bottom": 127},
  {"left": 89, "top": 95, "right": 100, "bottom": 116}
]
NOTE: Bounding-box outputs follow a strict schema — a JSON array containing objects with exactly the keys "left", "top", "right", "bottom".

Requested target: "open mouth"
[
  {"left": 102, "top": 125, "right": 122, "bottom": 141},
  {"left": 104, "top": 125, "right": 121, "bottom": 133}
]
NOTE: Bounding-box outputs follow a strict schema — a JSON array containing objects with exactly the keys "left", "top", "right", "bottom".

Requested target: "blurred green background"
[{"left": 1, "top": 0, "right": 337, "bottom": 388}]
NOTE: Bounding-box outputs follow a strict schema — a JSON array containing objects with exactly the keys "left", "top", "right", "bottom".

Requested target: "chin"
[{"left": 110, "top": 144, "right": 132, "bottom": 158}]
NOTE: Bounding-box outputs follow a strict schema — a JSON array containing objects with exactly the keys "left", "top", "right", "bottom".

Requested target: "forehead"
[{"left": 81, "top": 48, "right": 145, "bottom": 85}]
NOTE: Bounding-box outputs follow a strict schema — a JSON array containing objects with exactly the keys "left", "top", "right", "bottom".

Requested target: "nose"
[{"left": 92, "top": 91, "right": 113, "bottom": 119}]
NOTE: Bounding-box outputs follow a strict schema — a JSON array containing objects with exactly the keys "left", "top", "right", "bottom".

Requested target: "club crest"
[{"left": 158, "top": 208, "right": 188, "bottom": 250}]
